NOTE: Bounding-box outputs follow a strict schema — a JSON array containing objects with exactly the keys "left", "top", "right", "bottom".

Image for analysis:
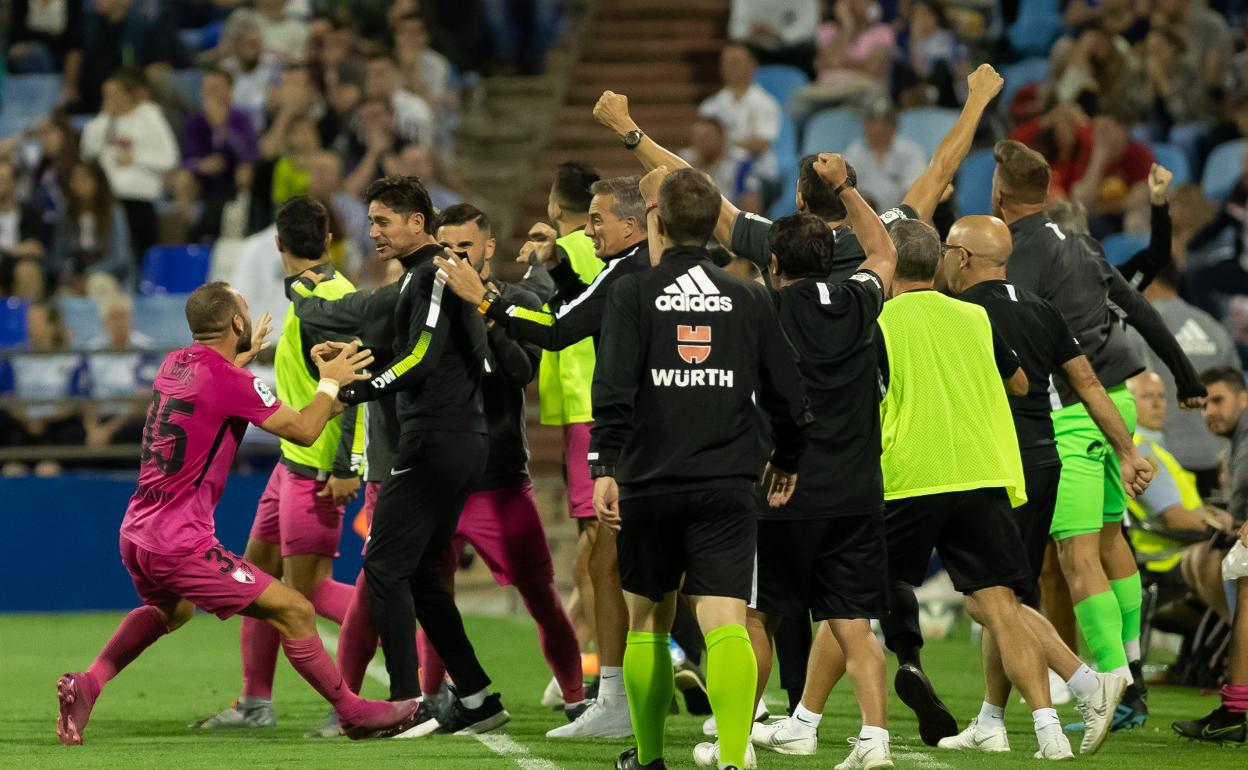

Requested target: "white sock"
[
  {"left": 1111, "top": 664, "right": 1134, "bottom": 685},
  {"left": 792, "top": 703, "right": 821, "bottom": 731},
  {"left": 1067, "top": 664, "right": 1099, "bottom": 701},
  {"left": 1125, "top": 639, "right": 1141, "bottom": 663},
  {"left": 599, "top": 666, "right": 625, "bottom": 700},
  {"left": 237, "top": 695, "right": 271, "bottom": 708},
  {"left": 1032, "top": 707, "right": 1061, "bottom": 742},
  {"left": 977, "top": 701, "right": 1006, "bottom": 729},
  {"left": 460, "top": 688, "right": 488, "bottom": 710},
  {"left": 859, "top": 725, "right": 889, "bottom": 742}
]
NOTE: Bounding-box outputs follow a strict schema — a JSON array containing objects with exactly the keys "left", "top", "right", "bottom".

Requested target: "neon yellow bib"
[{"left": 539, "top": 230, "right": 602, "bottom": 425}]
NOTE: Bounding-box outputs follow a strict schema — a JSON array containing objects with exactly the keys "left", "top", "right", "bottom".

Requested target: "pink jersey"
[{"left": 121, "top": 344, "right": 282, "bottom": 556}]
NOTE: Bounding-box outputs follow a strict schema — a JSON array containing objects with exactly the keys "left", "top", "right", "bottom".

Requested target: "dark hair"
[
  {"left": 1201, "top": 366, "right": 1247, "bottom": 393},
  {"left": 434, "top": 203, "right": 492, "bottom": 235},
  {"left": 105, "top": 69, "right": 146, "bottom": 96},
  {"left": 993, "top": 139, "right": 1050, "bottom": 206},
  {"left": 185, "top": 282, "right": 242, "bottom": 340},
  {"left": 275, "top": 196, "right": 330, "bottom": 261},
  {"left": 768, "top": 212, "right": 835, "bottom": 278},
  {"left": 590, "top": 175, "right": 647, "bottom": 230},
  {"left": 658, "top": 168, "right": 720, "bottom": 245},
  {"left": 65, "top": 161, "right": 115, "bottom": 247},
  {"left": 552, "top": 161, "right": 601, "bottom": 214},
  {"left": 798, "top": 155, "right": 858, "bottom": 221},
  {"left": 891, "top": 218, "right": 941, "bottom": 282},
  {"left": 364, "top": 175, "right": 434, "bottom": 233}
]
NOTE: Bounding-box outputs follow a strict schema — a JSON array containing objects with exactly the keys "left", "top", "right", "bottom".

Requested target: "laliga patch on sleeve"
[
  {"left": 253, "top": 378, "right": 277, "bottom": 407},
  {"left": 879, "top": 207, "right": 907, "bottom": 225}
]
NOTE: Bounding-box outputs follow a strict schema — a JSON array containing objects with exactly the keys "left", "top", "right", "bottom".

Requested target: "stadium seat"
[
  {"left": 1000, "top": 57, "right": 1050, "bottom": 108},
  {"left": 897, "top": 107, "right": 957, "bottom": 159},
  {"left": 1007, "top": 0, "right": 1062, "bottom": 57},
  {"left": 1202, "top": 139, "right": 1248, "bottom": 202},
  {"left": 1150, "top": 143, "right": 1191, "bottom": 186},
  {"left": 54, "top": 296, "right": 99, "bottom": 348},
  {"left": 754, "top": 65, "right": 809, "bottom": 109},
  {"left": 140, "top": 244, "right": 212, "bottom": 296},
  {"left": 0, "top": 297, "right": 29, "bottom": 348},
  {"left": 801, "top": 107, "right": 863, "bottom": 157},
  {"left": 955, "top": 147, "right": 996, "bottom": 216},
  {"left": 1101, "top": 232, "right": 1149, "bottom": 266},
  {"left": 0, "top": 72, "right": 61, "bottom": 139},
  {"left": 134, "top": 294, "right": 193, "bottom": 348}
]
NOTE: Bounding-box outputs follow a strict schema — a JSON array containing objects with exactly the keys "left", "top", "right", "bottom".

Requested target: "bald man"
[{"left": 917, "top": 215, "right": 1152, "bottom": 756}]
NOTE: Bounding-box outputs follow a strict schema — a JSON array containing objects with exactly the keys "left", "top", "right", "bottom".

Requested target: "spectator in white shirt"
[
  {"left": 83, "top": 294, "right": 156, "bottom": 452},
  {"left": 698, "top": 43, "right": 782, "bottom": 183},
  {"left": 729, "top": 0, "right": 820, "bottom": 76},
  {"left": 80, "top": 71, "right": 180, "bottom": 265},
  {"left": 393, "top": 13, "right": 454, "bottom": 112},
  {"left": 220, "top": 14, "right": 284, "bottom": 132},
  {"left": 679, "top": 116, "right": 764, "bottom": 213},
  {"left": 233, "top": 0, "right": 309, "bottom": 64},
  {"left": 842, "top": 99, "right": 927, "bottom": 210},
  {"left": 365, "top": 55, "right": 436, "bottom": 149}
]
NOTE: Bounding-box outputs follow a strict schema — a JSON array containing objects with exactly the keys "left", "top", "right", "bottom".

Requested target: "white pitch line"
[
  {"left": 893, "top": 750, "right": 952, "bottom": 769},
  {"left": 316, "top": 623, "right": 565, "bottom": 770}
]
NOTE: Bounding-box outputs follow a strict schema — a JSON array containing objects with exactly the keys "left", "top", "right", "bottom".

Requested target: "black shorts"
[
  {"left": 617, "top": 487, "right": 757, "bottom": 603},
  {"left": 752, "top": 513, "right": 889, "bottom": 621},
  {"left": 885, "top": 488, "right": 1032, "bottom": 596},
  {"left": 1016, "top": 463, "right": 1060, "bottom": 606}
]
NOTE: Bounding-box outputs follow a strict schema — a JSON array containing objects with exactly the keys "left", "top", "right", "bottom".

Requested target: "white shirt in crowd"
[
  {"left": 80, "top": 102, "right": 180, "bottom": 203},
  {"left": 678, "top": 145, "right": 763, "bottom": 203},
  {"left": 0, "top": 209, "right": 19, "bottom": 252},
  {"left": 10, "top": 353, "right": 82, "bottom": 420},
  {"left": 225, "top": 54, "right": 284, "bottom": 132},
  {"left": 843, "top": 136, "right": 928, "bottom": 211},
  {"left": 698, "top": 85, "right": 781, "bottom": 180},
  {"left": 255, "top": 13, "right": 309, "bottom": 62},
  {"left": 229, "top": 224, "right": 289, "bottom": 339},
  {"left": 729, "top": 0, "right": 820, "bottom": 47},
  {"left": 392, "top": 89, "right": 437, "bottom": 148}
]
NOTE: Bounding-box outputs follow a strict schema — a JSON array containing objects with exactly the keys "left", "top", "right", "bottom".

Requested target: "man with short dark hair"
[
  {"left": 591, "top": 166, "right": 809, "bottom": 770},
  {"left": 679, "top": 116, "right": 763, "bottom": 213}
]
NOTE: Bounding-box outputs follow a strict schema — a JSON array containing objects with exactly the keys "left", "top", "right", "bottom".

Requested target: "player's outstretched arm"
[
  {"left": 1060, "top": 354, "right": 1153, "bottom": 497},
  {"left": 901, "top": 64, "right": 1004, "bottom": 222},
  {"left": 261, "top": 342, "right": 373, "bottom": 446},
  {"left": 1117, "top": 164, "right": 1174, "bottom": 291},
  {"left": 814, "top": 153, "right": 897, "bottom": 291}
]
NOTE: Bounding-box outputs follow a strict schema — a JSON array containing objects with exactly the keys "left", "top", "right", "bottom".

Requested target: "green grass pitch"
[{"left": 0, "top": 611, "right": 1242, "bottom": 768}]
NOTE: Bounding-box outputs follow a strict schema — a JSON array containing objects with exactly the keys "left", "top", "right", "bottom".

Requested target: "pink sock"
[
  {"left": 416, "top": 628, "right": 448, "bottom": 695},
  {"left": 310, "top": 578, "right": 355, "bottom": 625},
  {"left": 338, "top": 572, "right": 379, "bottom": 695},
  {"left": 1223, "top": 683, "right": 1248, "bottom": 714},
  {"left": 282, "top": 634, "right": 365, "bottom": 720},
  {"left": 240, "top": 616, "right": 280, "bottom": 699},
  {"left": 517, "top": 579, "right": 585, "bottom": 703},
  {"left": 86, "top": 606, "right": 168, "bottom": 700}
]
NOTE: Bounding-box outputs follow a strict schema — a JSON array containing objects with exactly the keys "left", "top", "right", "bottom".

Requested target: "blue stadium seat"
[
  {"left": 1000, "top": 57, "right": 1050, "bottom": 108},
  {"left": 801, "top": 107, "right": 863, "bottom": 157},
  {"left": 0, "top": 297, "right": 29, "bottom": 348},
  {"left": 134, "top": 294, "right": 193, "bottom": 349},
  {"left": 0, "top": 73, "right": 61, "bottom": 139},
  {"left": 168, "top": 70, "right": 204, "bottom": 105},
  {"left": 955, "top": 148, "right": 996, "bottom": 216},
  {"left": 1007, "top": 0, "right": 1062, "bottom": 57},
  {"left": 754, "top": 65, "right": 809, "bottom": 109},
  {"left": 1101, "top": 232, "right": 1149, "bottom": 266},
  {"left": 1202, "top": 140, "right": 1248, "bottom": 202},
  {"left": 140, "top": 244, "right": 212, "bottom": 296},
  {"left": 55, "top": 296, "right": 99, "bottom": 348},
  {"left": 897, "top": 106, "right": 957, "bottom": 159},
  {"left": 1149, "top": 143, "right": 1191, "bottom": 186}
]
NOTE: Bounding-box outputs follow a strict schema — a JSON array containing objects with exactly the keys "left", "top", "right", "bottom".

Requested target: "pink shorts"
[
  {"left": 451, "top": 480, "right": 554, "bottom": 586},
  {"left": 121, "top": 535, "right": 272, "bottom": 619},
  {"left": 249, "top": 463, "right": 344, "bottom": 558},
  {"left": 563, "top": 423, "right": 596, "bottom": 520}
]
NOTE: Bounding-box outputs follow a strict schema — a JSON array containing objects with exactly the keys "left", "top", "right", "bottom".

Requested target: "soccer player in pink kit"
[{"left": 55, "top": 282, "right": 420, "bottom": 746}]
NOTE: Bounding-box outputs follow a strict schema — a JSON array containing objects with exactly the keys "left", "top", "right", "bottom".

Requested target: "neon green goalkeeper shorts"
[{"left": 1050, "top": 384, "right": 1137, "bottom": 541}]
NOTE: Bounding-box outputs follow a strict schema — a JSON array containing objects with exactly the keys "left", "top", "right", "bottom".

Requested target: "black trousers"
[
  {"left": 774, "top": 615, "right": 813, "bottom": 712},
  {"left": 364, "top": 429, "right": 489, "bottom": 700}
]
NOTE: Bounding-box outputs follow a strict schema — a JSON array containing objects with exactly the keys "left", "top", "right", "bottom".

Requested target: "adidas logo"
[{"left": 655, "top": 265, "right": 734, "bottom": 312}]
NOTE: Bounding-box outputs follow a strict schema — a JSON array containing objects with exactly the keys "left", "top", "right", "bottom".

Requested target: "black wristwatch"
[
  {"left": 832, "top": 179, "right": 855, "bottom": 197},
  {"left": 589, "top": 464, "right": 616, "bottom": 479},
  {"left": 621, "top": 129, "right": 644, "bottom": 150}
]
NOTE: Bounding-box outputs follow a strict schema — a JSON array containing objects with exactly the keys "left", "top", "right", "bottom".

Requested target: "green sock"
[
  {"left": 623, "top": 631, "right": 672, "bottom": 765},
  {"left": 705, "top": 624, "right": 757, "bottom": 769},
  {"left": 1110, "top": 572, "right": 1143, "bottom": 659},
  {"left": 1073, "top": 590, "right": 1128, "bottom": 673}
]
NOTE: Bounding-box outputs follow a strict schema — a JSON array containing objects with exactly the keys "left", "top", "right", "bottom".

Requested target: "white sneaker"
[
  {"left": 835, "top": 737, "right": 893, "bottom": 769},
  {"left": 703, "top": 700, "right": 769, "bottom": 737},
  {"left": 540, "top": 676, "right": 563, "bottom": 709},
  {"left": 693, "top": 741, "right": 757, "bottom": 768},
  {"left": 1034, "top": 732, "right": 1075, "bottom": 760},
  {"left": 545, "top": 697, "right": 633, "bottom": 738},
  {"left": 751, "top": 716, "right": 817, "bottom": 755},
  {"left": 1074, "top": 672, "right": 1127, "bottom": 755},
  {"left": 936, "top": 718, "right": 1010, "bottom": 752}
]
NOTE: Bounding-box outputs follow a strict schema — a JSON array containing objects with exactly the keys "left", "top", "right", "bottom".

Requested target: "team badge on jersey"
[
  {"left": 677, "top": 325, "right": 712, "bottom": 364},
  {"left": 253, "top": 378, "right": 276, "bottom": 407},
  {"left": 231, "top": 563, "right": 257, "bottom": 584}
]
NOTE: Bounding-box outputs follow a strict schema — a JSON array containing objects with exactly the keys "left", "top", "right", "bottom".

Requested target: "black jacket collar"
[
  {"left": 398, "top": 243, "right": 446, "bottom": 271},
  {"left": 284, "top": 262, "right": 335, "bottom": 299}
]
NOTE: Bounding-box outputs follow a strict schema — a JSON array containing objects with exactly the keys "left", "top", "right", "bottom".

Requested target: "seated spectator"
[
  {"left": 318, "top": 61, "right": 365, "bottom": 154},
  {"left": 306, "top": 151, "right": 370, "bottom": 276},
  {"left": 1138, "top": 27, "right": 1214, "bottom": 142},
  {"left": 251, "top": 0, "right": 309, "bottom": 63},
  {"left": 728, "top": 0, "right": 820, "bottom": 76},
  {"left": 1156, "top": 0, "right": 1233, "bottom": 98},
  {"left": 0, "top": 157, "right": 49, "bottom": 287},
  {"left": 181, "top": 68, "right": 259, "bottom": 238},
  {"left": 82, "top": 294, "right": 156, "bottom": 453},
  {"left": 80, "top": 70, "right": 180, "bottom": 262},
  {"left": 679, "top": 117, "right": 764, "bottom": 214},
  {"left": 0, "top": 300, "right": 87, "bottom": 476},
  {"left": 385, "top": 144, "right": 462, "bottom": 211},
  {"left": 47, "top": 160, "right": 134, "bottom": 292},
  {"left": 891, "top": 0, "right": 969, "bottom": 109},
  {"left": 842, "top": 98, "right": 927, "bottom": 210},
  {"left": 219, "top": 12, "right": 283, "bottom": 132},
  {"left": 257, "top": 65, "right": 322, "bottom": 161},
  {"left": 1046, "top": 21, "right": 1141, "bottom": 119},
  {"left": 160, "top": 169, "right": 211, "bottom": 245},
  {"left": 67, "top": 0, "right": 180, "bottom": 115},
  {"left": 1069, "top": 116, "right": 1153, "bottom": 235},
  {"left": 698, "top": 43, "right": 781, "bottom": 185},
  {"left": 2, "top": 114, "right": 78, "bottom": 226},
  {"left": 365, "top": 54, "right": 436, "bottom": 149},
  {"left": 343, "top": 97, "right": 403, "bottom": 199},
  {"left": 393, "top": 13, "right": 454, "bottom": 112},
  {"left": 1063, "top": 0, "right": 1150, "bottom": 45},
  {"left": 812, "top": 0, "right": 895, "bottom": 93},
  {"left": 6, "top": 0, "right": 84, "bottom": 73}
]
